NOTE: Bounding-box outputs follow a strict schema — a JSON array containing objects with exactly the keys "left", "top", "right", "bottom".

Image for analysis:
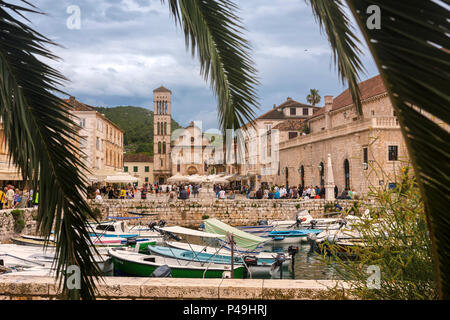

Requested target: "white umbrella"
[
  {"left": 105, "top": 173, "right": 138, "bottom": 184},
  {"left": 167, "top": 173, "right": 188, "bottom": 183}
]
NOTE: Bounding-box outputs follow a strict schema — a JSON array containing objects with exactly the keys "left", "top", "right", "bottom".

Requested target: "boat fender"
[{"left": 150, "top": 265, "right": 172, "bottom": 277}]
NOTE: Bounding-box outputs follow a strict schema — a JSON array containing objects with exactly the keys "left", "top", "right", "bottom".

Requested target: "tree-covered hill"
[{"left": 95, "top": 106, "right": 183, "bottom": 155}]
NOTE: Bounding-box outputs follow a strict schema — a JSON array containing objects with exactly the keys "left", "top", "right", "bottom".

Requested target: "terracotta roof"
[
  {"left": 308, "top": 74, "right": 387, "bottom": 120},
  {"left": 257, "top": 98, "right": 318, "bottom": 121},
  {"left": 64, "top": 96, "right": 95, "bottom": 112},
  {"left": 123, "top": 154, "right": 153, "bottom": 163},
  {"left": 277, "top": 98, "right": 318, "bottom": 109},
  {"left": 333, "top": 75, "right": 386, "bottom": 110},
  {"left": 153, "top": 86, "right": 172, "bottom": 93},
  {"left": 273, "top": 119, "right": 305, "bottom": 131}
]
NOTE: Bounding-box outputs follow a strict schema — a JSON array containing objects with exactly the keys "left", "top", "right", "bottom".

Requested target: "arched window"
[
  {"left": 164, "top": 122, "right": 167, "bottom": 135},
  {"left": 157, "top": 122, "right": 160, "bottom": 135},
  {"left": 158, "top": 142, "right": 162, "bottom": 154},
  {"left": 344, "top": 159, "right": 350, "bottom": 190},
  {"left": 163, "top": 142, "right": 166, "bottom": 154},
  {"left": 204, "top": 161, "right": 208, "bottom": 172}
]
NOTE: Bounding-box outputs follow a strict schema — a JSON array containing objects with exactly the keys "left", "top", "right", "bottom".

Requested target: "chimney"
[
  {"left": 273, "top": 104, "right": 277, "bottom": 109},
  {"left": 69, "top": 96, "right": 76, "bottom": 104},
  {"left": 324, "top": 96, "right": 333, "bottom": 112}
]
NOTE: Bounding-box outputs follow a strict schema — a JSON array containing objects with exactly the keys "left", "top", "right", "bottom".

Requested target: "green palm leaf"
[
  {"left": 0, "top": 1, "right": 101, "bottom": 299},
  {"left": 162, "top": 0, "right": 260, "bottom": 131},
  {"left": 309, "top": 0, "right": 450, "bottom": 298}
]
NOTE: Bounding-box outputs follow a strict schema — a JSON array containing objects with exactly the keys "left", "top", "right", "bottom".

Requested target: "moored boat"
[
  {"left": 108, "top": 248, "right": 245, "bottom": 278},
  {"left": 267, "top": 229, "right": 322, "bottom": 244}
]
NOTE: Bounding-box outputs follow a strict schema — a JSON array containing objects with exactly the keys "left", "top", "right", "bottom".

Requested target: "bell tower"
[{"left": 153, "top": 85, "right": 172, "bottom": 184}]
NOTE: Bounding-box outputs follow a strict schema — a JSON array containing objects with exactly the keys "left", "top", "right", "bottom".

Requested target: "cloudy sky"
[{"left": 16, "top": 0, "right": 379, "bottom": 130}]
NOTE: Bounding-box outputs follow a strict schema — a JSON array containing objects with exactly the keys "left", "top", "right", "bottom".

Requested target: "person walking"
[{"left": 6, "top": 186, "right": 15, "bottom": 209}]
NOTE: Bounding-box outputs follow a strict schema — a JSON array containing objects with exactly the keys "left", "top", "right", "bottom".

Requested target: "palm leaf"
[
  {"left": 308, "top": 0, "right": 365, "bottom": 114},
  {"left": 0, "top": 1, "right": 101, "bottom": 299},
  {"left": 162, "top": 0, "right": 260, "bottom": 131},
  {"left": 309, "top": 0, "right": 450, "bottom": 298}
]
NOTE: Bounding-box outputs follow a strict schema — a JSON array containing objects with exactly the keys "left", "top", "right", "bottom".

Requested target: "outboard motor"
[
  {"left": 309, "top": 220, "right": 318, "bottom": 229},
  {"left": 158, "top": 220, "right": 166, "bottom": 227},
  {"left": 126, "top": 237, "right": 137, "bottom": 247},
  {"left": 150, "top": 265, "right": 172, "bottom": 277},
  {"left": 243, "top": 255, "right": 258, "bottom": 267},
  {"left": 148, "top": 222, "right": 157, "bottom": 231},
  {"left": 258, "top": 219, "right": 268, "bottom": 226},
  {"left": 338, "top": 219, "right": 347, "bottom": 229}
]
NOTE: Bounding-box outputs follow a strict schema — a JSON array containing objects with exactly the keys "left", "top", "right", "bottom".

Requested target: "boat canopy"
[
  {"left": 203, "top": 218, "right": 268, "bottom": 250},
  {"left": 106, "top": 216, "right": 144, "bottom": 220},
  {"left": 157, "top": 226, "right": 226, "bottom": 239}
]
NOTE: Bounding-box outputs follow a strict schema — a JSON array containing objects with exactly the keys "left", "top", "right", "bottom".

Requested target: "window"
[
  {"left": 164, "top": 122, "right": 167, "bottom": 135},
  {"left": 388, "top": 146, "right": 398, "bottom": 161},
  {"left": 145, "top": 166, "right": 149, "bottom": 172},
  {"left": 288, "top": 132, "right": 298, "bottom": 139},
  {"left": 303, "top": 108, "right": 309, "bottom": 116},
  {"left": 363, "top": 147, "right": 368, "bottom": 169},
  {"left": 157, "top": 122, "right": 160, "bottom": 135},
  {"left": 96, "top": 137, "right": 100, "bottom": 150},
  {"left": 158, "top": 142, "right": 162, "bottom": 154},
  {"left": 160, "top": 159, "right": 163, "bottom": 167},
  {"left": 163, "top": 142, "right": 166, "bottom": 154},
  {"left": 124, "top": 166, "right": 128, "bottom": 172},
  {"left": 133, "top": 166, "right": 138, "bottom": 172},
  {"left": 145, "top": 177, "right": 149, "bottom": 182},
  {"left": 290, "top": 108, "right": 296, "bottom": 116},
  {"left": 79, "top": 137, "right": 87, "bottom": 149},
  {"left": 79, "top": 118, "right": 86, "bottom": 128}
]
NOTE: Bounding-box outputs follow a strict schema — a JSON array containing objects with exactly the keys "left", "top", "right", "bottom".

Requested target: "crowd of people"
[
  {"left": 0, "top": 185, "right": 39, "bottom": 209},
  {"left": 89, "top": 182, "right": 356, "bottom": 202}
]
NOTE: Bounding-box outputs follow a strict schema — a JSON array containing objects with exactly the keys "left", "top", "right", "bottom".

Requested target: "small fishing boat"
[
  {"left": 108, "top": 248, "right": 245, "bottom": 279},
  {"left": 148, "top": 245, "right": 275, "bottom": 267},
  {"left": 165, "top": 241, "right": 286, "bottom": 265},
  {"left": 267, "top": 229, "right": 322, "bottom": 244},
  {"left": 88, "top": 218, "right": 163, "bottom": 239},
  {"left": 11, "top": 236, "right": 56, "bottom": 247}
]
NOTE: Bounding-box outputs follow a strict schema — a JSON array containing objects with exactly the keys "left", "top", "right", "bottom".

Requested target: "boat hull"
[{"left": 109, "top": 250, "right": 245, "bottom": 279}]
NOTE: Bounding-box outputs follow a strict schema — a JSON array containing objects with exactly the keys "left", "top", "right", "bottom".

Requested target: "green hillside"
[{"left": 95, "top": 106, "right": 183, "bottom": 155}]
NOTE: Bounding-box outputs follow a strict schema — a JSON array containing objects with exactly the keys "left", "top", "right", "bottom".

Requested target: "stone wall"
[
  {"left": 0, "top": 208, "right": 38, "bottom": 242},
  {"left": 0, "top": 275, "right": 351, "bottom": 300},
  {"left": 88, "top": 198, "right": 360, "bottom": 228}
]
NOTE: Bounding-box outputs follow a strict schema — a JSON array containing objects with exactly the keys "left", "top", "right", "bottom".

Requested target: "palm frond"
[
  {"left": 308, "top": 0, "right": 365, "bottom": 114},
  {"left": 162, "top": 0, "right": 260, "bottom": 131},
  {"left": 0, "top": 1, "right": 101, "bottom": 299},
  {"left": 310, "top": 0, "right": 450, "bottom": 298}
]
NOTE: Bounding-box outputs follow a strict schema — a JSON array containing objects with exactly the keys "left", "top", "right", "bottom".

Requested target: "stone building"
[
  {"left": 67, "top": 97, "right": 124, "bottom": 181},
  {"left": 237, "top": 98, "right": 319, "bottom": 190},
  {"left": 274, "top": 75, "right": 409, "bottom": 195},
  {"left": 0, "top": 119, "right": 22, "bottom": 185},
  {"left": 123, "top": 154, "right": 154, "bottom": 186},
  {"left": 153, "top": 86, "right": 172, "bottom": 184}
]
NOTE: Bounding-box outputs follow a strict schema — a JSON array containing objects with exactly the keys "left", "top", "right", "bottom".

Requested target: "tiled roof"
[
  {"left": 257, "top": 98, "right": 317, "bottom": 120},
  {"left": 153, "top": 86, "right": 172, "bottom": 93},
  {"left": 333, "top": 74, "right": 386, "bottom": 110},
  {"left": 308, "top": 74, "right": 387, "bottom": 120},
  {"left": 124, "top": 154, "right": 153, "bottom": 163},
  {"left": 64, "top": 96, "right": 95, "bottom": 112},
  {"left": 273, "top": 119, "right": 305, "bottom": 131}
]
